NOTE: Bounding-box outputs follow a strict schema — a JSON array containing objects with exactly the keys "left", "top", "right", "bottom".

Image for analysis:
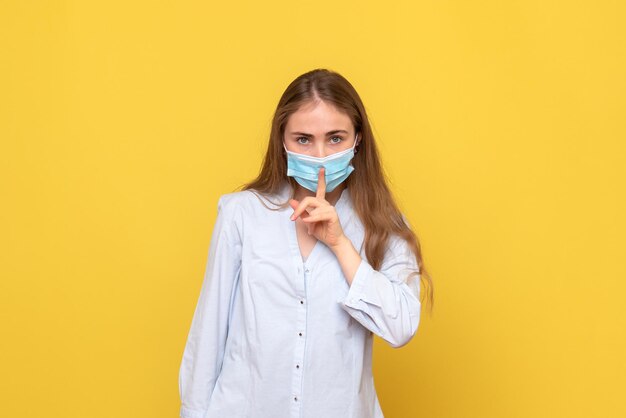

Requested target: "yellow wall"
[{"left": 1, "top": 1, "right": 624, "bottom": 417}]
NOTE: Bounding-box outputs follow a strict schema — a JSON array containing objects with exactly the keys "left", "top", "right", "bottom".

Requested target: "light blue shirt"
[{"left": 179, "top": 182, "right": 421, "bottom": 418}]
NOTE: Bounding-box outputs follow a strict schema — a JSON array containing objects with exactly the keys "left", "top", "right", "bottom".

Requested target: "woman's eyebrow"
[{"left": 290, "top": 130, "right": 349, "bottom": 137}]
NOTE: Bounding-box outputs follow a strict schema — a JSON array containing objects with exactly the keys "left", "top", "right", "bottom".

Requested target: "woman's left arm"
[
  {"left": 330, "top": 234, "right": 421, "bottom": 349},
  {"left": 289, "top": 168, "right": 421, "bottom": 348}
]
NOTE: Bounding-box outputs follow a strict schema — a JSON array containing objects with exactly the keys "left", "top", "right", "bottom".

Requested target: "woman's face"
[{"left": 283, "top": 99, "right": 357, "bottom": 158}]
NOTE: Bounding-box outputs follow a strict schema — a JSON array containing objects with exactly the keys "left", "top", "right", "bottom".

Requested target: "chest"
[{"left": 294, "top": 218, "right": 318, "bottom": 262}]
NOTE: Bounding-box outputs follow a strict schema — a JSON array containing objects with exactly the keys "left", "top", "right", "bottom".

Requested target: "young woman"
[{"left": 179, "top": 68, "right": 434, "bottom": 418}]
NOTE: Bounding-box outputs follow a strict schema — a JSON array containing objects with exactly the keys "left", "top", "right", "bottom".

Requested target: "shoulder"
[
  {"left": 211, "top": 191, "right": 259, "bottom": 243},
  {"left": 215, "top": 190, "right": 260, "bottom": 222},
  {"left": 216, "top": 189, "right": 285, "bottom": 219},
  {"left": 217, "top": 189, "right": 255, "bottom": 210}
]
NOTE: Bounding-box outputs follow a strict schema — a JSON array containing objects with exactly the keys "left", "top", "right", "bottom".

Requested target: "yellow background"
[{"left": 1, "top": 1, "right": 624, "bottom": 417}]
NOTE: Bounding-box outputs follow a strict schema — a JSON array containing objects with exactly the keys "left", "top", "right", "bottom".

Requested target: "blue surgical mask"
[{"left": 283, "top": 134, "right": 359, "bottom": 192}]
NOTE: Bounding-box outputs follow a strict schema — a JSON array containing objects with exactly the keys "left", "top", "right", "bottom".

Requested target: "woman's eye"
[
  {"left": 329, "top": 136, "right": 342, "bottom": 144},
  {"left": 296, "top": 137, "right": 310, "bottom": 144}
]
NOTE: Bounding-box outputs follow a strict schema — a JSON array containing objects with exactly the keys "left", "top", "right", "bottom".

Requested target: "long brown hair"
[{"left": 237, "top": 68, "right": 434, "bottom": 314}]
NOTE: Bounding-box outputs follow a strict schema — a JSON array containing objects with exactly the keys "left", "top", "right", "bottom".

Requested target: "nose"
[{"left": 311, "top": 142, "right": 327, "bottom": 158}]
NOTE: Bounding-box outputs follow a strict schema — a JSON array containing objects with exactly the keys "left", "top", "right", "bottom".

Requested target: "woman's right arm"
[{"left": 178, "top": 195, "right": 242, "bottom": 418}]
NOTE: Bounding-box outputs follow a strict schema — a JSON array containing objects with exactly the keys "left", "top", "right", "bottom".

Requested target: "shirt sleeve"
[
  {"left": 179, "top": 195, "right": 242, "bottom": 418},
  {"left": 339, "top": 232, "right": 421, "bottom": 348}
]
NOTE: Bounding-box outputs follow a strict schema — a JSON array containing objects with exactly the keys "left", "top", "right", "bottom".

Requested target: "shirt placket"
[{"left": 290, "top": 260, "right": 310, "bottom": 418}]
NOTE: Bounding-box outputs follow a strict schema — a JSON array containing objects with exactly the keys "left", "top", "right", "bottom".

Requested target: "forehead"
[{"left": 286, "top": 100, "right": 352, "bottom": 132}]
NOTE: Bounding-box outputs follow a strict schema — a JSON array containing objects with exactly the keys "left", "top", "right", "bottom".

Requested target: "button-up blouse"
[{"left": 179, "top": 182, "right": 421, "bottom": 418}]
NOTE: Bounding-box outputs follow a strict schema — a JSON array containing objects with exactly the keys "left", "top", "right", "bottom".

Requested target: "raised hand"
[{"left": 288, "top": 167, "right": 347, "bottom": 250}]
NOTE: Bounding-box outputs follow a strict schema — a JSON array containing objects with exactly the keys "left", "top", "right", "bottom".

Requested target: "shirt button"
[
  {"left": 294, "top": 396, "right": 298, "bottom": 402},
  {"left": 296, "top": 364, "right": 300, "bottom": 369},
  {"left": 300, "top": 300, "right": 304, "bottom": 304},
  {"left": 298, "top": 332, "right": 302, "bottom": 336}
]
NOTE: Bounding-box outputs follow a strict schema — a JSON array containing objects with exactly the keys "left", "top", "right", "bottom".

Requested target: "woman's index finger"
[{"left": 317, "top": 167, "right": 326, "bottom": 199}]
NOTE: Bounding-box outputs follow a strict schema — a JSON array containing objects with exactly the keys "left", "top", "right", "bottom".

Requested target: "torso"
[
  {"left": 294, "top": 217, "right": 318, "bottom": 261},
  {"left": 196, "top": 185, "right": 383, "bottom": 417}
]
